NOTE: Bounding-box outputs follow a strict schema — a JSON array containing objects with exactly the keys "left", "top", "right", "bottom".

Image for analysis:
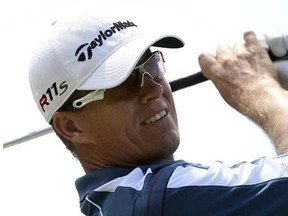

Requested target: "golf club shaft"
[
  {"left": 3, "top": 127, "right": 54, "bottom": 149},
  {"left": 170, "top": 72, "right": 208, "bottom": 92}
]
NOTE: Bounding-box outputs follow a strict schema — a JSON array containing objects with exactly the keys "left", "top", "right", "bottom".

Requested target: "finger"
[
  {"left": 233, "top": 42, "right": 247, "bottom": 56},
  {"left": 216, "top": 45, "right": 233, "bottom": 61},
  {"left": 244, "top": 31, "right": 269, "bottom": 58},
  {"left": 198, "top": 53, "right": 218, "bottom": 79},
  {"left": 244, "top": 31, "right": 259, "bottom": 46}
]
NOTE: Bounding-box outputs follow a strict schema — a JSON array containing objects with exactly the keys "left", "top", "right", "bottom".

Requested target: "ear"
[{"left": 52, "top": 112, "right": 85, "bottom": 143}]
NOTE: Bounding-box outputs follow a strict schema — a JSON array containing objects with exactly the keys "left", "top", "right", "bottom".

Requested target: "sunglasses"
[{"left": 72, "top": 51, "right": 166, "bottom": 109}]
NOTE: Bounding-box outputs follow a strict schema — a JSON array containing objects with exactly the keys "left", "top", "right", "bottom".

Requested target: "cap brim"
[{"left": 77, "top": 34, "right": 184, "bottom": 90}]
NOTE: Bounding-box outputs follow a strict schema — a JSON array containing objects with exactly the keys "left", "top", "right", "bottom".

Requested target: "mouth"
[{"left": 144, "top": 110, "right": 167, "bottom": 125}]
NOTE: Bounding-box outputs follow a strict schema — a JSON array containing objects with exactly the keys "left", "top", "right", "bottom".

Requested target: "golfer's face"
[{"left": 73, "top": 51, "right": 180, "bottom": 166}]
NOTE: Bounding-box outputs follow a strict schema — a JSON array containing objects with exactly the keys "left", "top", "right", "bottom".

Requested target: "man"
[{"left": 29, "top": 14, "right": 288, "bottom": 215}]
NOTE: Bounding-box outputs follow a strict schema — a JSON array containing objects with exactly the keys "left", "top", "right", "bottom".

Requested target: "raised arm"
[{"left": 198, "top": 31, "right": 288, "bottom": 154}]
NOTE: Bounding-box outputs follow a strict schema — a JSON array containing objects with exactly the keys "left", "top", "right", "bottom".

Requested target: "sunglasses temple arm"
[{"left": 169, "top": 71, "right": 208, "bottom": 92}]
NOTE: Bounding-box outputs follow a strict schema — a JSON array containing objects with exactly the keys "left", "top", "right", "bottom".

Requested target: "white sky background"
[{"left": 2, "top": 0, "right": 287, "bottom": 215}]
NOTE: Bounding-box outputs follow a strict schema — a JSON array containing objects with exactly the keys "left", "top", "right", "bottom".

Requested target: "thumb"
[{"left": 198, "top": 53, "right": 218, "bottom": 80}]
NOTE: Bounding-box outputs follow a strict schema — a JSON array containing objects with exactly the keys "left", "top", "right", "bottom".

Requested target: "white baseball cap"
[{"left": 29, "top": 14, "right": 184, "bottom": 123}]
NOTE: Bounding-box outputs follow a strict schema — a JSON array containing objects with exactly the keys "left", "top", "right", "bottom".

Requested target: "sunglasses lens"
[
  {"left": 140, "top": 52, "right": 165, "bottom": 85},
  {"left": 125, "top": 51, "right": 166, "bottom": 89},
  {"left": 146, "top": 52, "right": 165, "bottom": 76}
]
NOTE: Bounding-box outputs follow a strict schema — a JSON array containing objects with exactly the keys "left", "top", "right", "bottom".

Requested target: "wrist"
[{"left": 243, "top": 83, "right": 288, "bottom": 154}]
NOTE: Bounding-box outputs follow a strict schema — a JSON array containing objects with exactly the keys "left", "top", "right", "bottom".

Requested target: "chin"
[{"left": 160, "top": 135, "right": 180, "bottom": 158}]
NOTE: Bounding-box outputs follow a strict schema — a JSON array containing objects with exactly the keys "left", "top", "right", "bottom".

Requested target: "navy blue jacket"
[{"left": 76, "top": 155, "right": 288, "bottom": 216}]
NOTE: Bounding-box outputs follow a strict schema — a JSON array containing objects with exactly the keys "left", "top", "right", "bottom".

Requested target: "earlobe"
[{"left": 52, "top": 112, "right": 83, "bottom": 143}]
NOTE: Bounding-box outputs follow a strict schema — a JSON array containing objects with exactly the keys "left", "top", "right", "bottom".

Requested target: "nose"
[{"left": 138, "top": 73, "right": 164, "bottom": 104}]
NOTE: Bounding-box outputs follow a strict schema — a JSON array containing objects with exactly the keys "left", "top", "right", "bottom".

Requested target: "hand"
[
  {"left": 198, "top": 31, "right": 280, "bottom": 114},
  {"left": 198, "top": 31, "right": 288, "bottom": 154}
]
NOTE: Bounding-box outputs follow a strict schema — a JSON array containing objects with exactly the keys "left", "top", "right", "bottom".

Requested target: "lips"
[{"left": 144, "top": 110, "right": 167, "bottom": 125}]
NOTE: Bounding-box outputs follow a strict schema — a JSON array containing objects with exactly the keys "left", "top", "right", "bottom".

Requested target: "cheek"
[
  {"left": 163, "top": 80, "right": 177, "bottom": 109},
  {"left": 104, "top": 86, "right": 140, "bottom": 104},
  {"left": 163, "top": 85, "right": 178, "bottom": 128},
  {"left": 76, "top": 103, "right": 135, "bottom": 142}
]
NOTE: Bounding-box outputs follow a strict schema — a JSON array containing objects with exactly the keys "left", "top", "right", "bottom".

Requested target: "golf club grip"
[{"left": 170, "top": 72, "right": 208, "bottom": 92}]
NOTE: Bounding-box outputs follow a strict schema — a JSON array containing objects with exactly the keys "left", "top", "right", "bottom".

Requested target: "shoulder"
[{"left": 168, "top": 155, "right": 288, "bottom": 188}]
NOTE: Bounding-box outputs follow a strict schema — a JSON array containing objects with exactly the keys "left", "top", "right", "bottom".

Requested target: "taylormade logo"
[{"left": 75, "top": 20, "right": 137, "bottom": 62}]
